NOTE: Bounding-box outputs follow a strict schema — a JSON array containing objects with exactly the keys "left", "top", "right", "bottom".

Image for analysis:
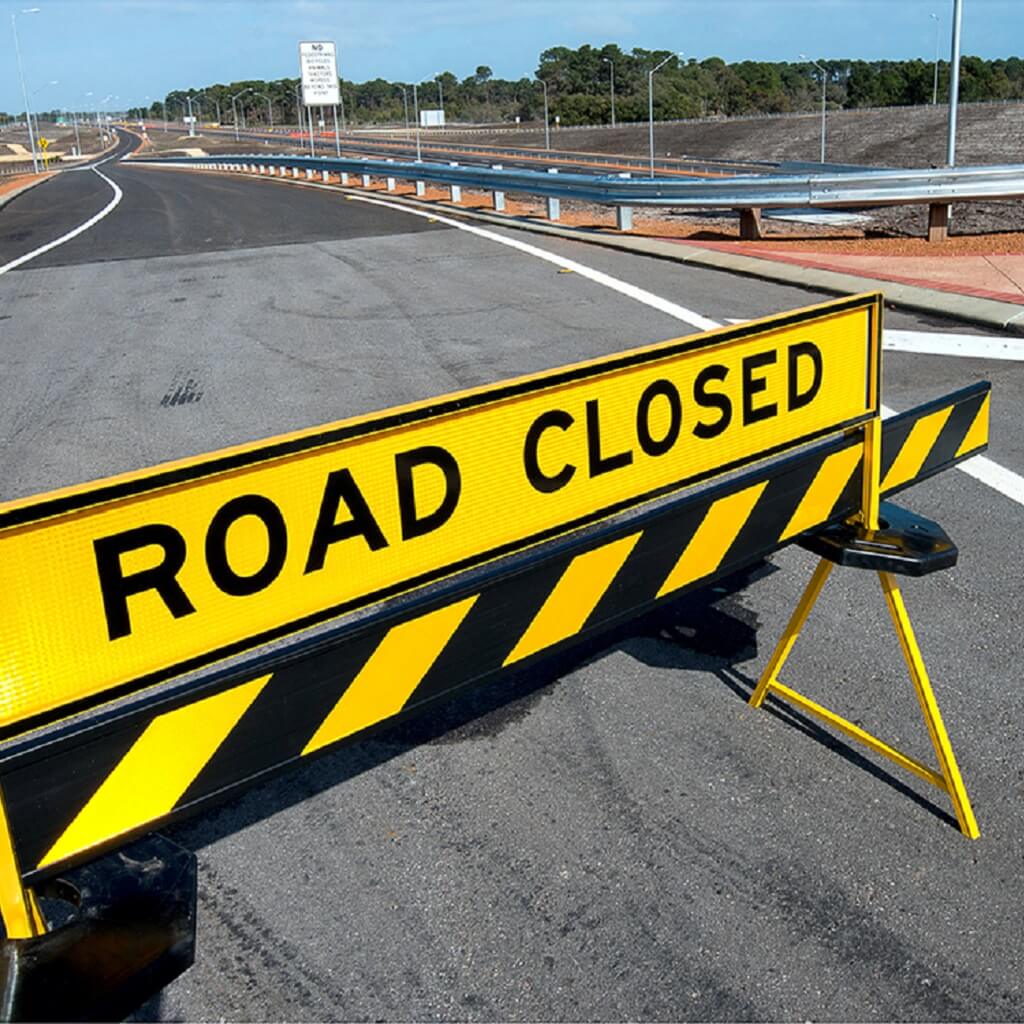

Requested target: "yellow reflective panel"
[{"left": 0, "top": 295, "right": 879, "bottom": 730}]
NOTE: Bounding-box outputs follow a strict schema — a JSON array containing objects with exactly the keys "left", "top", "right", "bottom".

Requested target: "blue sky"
[{"left": 3, "top": 0, "right": 1022, "bottom": 113}]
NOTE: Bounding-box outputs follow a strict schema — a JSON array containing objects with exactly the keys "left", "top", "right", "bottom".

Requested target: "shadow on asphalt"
[{"left": 163, "top": 558, "right": 957, "bottom": 863}]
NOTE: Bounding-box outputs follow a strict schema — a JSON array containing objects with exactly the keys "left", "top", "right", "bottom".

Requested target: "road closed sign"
[
  {"left": 299, "top": 41, "right": 339, "bottom": 106},
  {"left": 0, "top": 294, "right": 880, "bottom": 732}
]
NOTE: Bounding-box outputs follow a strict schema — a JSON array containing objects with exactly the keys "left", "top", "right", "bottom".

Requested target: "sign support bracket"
[{"left": 747, "top": 502, "right": 980, "bottom": 839}]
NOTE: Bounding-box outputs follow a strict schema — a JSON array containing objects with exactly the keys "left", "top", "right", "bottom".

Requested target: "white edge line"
[
  {"left": 342, "top": 189, "right": 1024, "bottom": 510},
  {"left": 884, "top": 329, "right": 1024, "bottom": 362},
  {"left": 0, "top": 166, "right": 123, "bottom": 276},
  {"left": 333, "top": 189, "right": 720, "bottom": 332}
]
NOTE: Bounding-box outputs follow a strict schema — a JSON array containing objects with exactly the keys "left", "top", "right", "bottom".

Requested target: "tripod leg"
[
  {"left": 750, "top": 558, "right": 833, "bottom": 709},
  {"left": 878, "top": 571, "right": 980, "bottom": 839}
]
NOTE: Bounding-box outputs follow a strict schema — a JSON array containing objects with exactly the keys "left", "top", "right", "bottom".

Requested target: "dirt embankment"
[{"left": 451, "top": 103, "right": 1024, "bottom": 239}]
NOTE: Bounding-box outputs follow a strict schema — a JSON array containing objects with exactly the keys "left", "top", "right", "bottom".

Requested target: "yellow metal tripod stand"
[{"left": 749, "top": 502, "right": 979, "bottom": 839}]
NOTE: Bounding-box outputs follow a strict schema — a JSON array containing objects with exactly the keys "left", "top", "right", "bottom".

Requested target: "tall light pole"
[
  {"left": 536, "top": 77, "right": 550, "bottom": 150},
  {"left": 435, "top": 72, "right": 445, "bottom": 117},
  {"left": 946, "top": 0, "right": 963, "bottom": 166},
  {"left": 12, "top": 7, "right": 42, "bottom": 173},
  {"left": 412, "top": 82, "right": 422, "bottom": 161},
  {"left": 603, "top": 57, "right": 616, "bottom": 128},
  {"left": 185, "top": 94, "right": 196, "bottom": 137},
  {"left": 30, "top": 79, "right": 57, "bottom": 153},
  {"left": 648, "top": 52, "right": 678, "bottom": 178},
  {"left": 930, "top": 12, "right": 941, "bottom": 104},
  {"left": 230, "top": 90, "right": 248, "bottom": 142},
  {"left": 251, "top": 90, "right": 273, "bottom": 129},
  {"left": 801, "top": 54, "right": 827, "bottom": 163}
]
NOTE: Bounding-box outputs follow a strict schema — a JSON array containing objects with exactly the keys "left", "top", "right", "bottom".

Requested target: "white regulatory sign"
[{"left": 299, "top": 40, "right": 340, "bottom": 106}]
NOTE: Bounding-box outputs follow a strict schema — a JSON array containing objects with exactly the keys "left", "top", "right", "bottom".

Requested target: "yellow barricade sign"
[{"left": 0, "top": 294, "right": 880, "bottom": 730}]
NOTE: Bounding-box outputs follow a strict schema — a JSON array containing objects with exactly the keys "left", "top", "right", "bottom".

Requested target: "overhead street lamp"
[
  {"left": 31, "top": 79, "right": 57, "bottom": 146},
  {"left": 250, "top": 89, "right": 273, "bottom": 129},
  {"left": 648, "top": 52, "right": 680, "bottom": 178},
  {"left": 536, "top": 77, "right": 550, "bottom": 151},
  {"left": 230, "top": 89, "right": 250, "bottom": 142},
  {"left": 12, "top": 7, "right": 42, "bottom": 173},
  {"left": 800, "top": 54, "right": 828, "bottom": 163},
  {"left": 946, "top": 0, "right": 963, "bottom": 166},
  {"left": 603, "top": 56, "right": 616, "bottom": 128},
  {"left": 412, "top": 81, "right": 422, "bottom": 161},
  {"left": 930, "top": 12, "right": 941, "bottom": 104}
]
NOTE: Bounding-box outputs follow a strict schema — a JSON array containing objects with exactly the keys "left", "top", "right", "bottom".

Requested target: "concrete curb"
[
  {"left": 135, "top": 164, "right": 1024, "bottom": 335},
  {"left": 0, "top": 173, "right": 54, "bottom": 211}
]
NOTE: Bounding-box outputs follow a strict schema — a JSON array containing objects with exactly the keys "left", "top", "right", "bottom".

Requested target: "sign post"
[{"left": 299, "top": 40, "right": 339, "bottom": 158}]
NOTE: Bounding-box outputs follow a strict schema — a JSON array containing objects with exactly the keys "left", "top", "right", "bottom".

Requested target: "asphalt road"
[{"left": 1, "top": 136, "right": 1022, "bottom": 1022}]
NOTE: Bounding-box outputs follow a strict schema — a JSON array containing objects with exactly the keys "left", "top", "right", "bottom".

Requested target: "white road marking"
[
  {"left": 883, "top": 329, "right": 1024, "bottom": 361},
  {"left": 880, "top": 404, "right": 1024, "bottom": 508},
  {"left": 730, "top": 319, "right": 1023, "bottom": 362},
  {"left": 0, "top": 166, "right": 123, "bottom": 277},
  {"left": 336, "top": 189, "right": 1024, "bottom": 511}
]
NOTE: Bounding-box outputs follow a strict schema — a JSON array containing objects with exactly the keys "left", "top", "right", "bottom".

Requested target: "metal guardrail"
[{"left": 133, "top": 151, "right": 1024, "bottom": 211}]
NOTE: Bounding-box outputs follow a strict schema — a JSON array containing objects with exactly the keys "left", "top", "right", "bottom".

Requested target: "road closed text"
[{"left": 0, "top": 295, "right": 879, "bottom": 728}]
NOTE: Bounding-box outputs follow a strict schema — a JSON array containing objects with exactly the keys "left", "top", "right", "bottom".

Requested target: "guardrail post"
[
  {"left": 928, "top": 202, "right": 950, "bottom": 243},
  {"left": 616, "top": 172, "right": 633, "bottom": 231},
  {"left": 259, "top": 165, "right": 266, "bottom": 174},
  {"left": 386, "top": 159, "right": 396, "bottom": 191},
  {"left": 321, "top": 170, "right": 329, "bottom": 183},
  {"left": 292, "top": 167, "right": 300, "bottom": 179},
  {"left": 340, "top": 171, "right": 349, "bottom": 185},
  {"left": 416, "top": 179, "right": 426, "bottom": 197},
  {"left": 546, "top": 169, "right": 561, "bottom": 221},
  {"left": 449, "top": 162, "right": 461, "bottom": 203},
  {"left": 492, "top": 164, "right": 505, "bottom": 211},
  {"left": 361, "top": 173, "right": 371, "bottom": 187},
  {"left": 305, "top": 168, "right": 314, "bottom": 180},
  {"left": 739, "top": 207, "right": 763, "bottom": 241}
]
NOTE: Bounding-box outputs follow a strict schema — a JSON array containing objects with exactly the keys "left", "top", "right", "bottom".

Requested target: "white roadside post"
[
  {"left": 491, "top": 164, "right": 505, "bottom": 210},
  {"left": 616, "top": 173, "right": 633, "bottom": 231},
  {"left": 546, "top": 168, "right": 560, "bottom": 221},
  {"left": 321, "top": 169, "right": 329, "bottom": 182},
  {"left": 386, "top": 158, "right": 396, "bottom": 191},
  {"left": 449, "top": 162, "right": 461, "bottom": 203}
]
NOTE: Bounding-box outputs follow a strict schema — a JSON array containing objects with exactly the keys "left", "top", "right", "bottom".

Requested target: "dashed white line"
[{"left": 0, "top": 167, "right": 123, "bottom": 277}]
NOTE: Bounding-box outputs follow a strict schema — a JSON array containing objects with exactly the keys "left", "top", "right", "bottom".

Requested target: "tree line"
[{"left": 117, "top": 44, "right": 1024, "bottom": 128}]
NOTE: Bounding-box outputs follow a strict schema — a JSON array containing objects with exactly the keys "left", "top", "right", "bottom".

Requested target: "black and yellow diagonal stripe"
[{"left": 0, "top": 383, "right": 990, "bottom": 882}]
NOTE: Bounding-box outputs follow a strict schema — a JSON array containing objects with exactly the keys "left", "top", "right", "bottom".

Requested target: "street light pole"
[
  {"left": 603, "top": 57, "right": 616, "bottom": 128},
  {"left": 230, "top": 90, "right": 246, "bottom": 142},
  {"left": 801, "top": 54, "right": 827, "bottom": 163},
  {"left": 946, "top": 0, "right": 963, "bottom": 166},
  {"left": 12, "top": 8, "right": 42, "bottom": 173},
  {"left": 930, "top": 12, "right": 941, "bottom": 104},
  {"left": 648, "top": 52, "right": 677, "bottom": 178},
  {"left": 536, "top": 77, "right": 550, "bottom": 150},
  {"left": 435, "top": 73, "right": 444, "bottom": 118},
  {"left": 413, "top": 82, "right": 422, "bottom": 161}
]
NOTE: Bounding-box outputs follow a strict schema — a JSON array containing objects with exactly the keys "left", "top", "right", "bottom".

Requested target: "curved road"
[{"left": 1, "top": 135, "right": 1022, "bottom": 1022}]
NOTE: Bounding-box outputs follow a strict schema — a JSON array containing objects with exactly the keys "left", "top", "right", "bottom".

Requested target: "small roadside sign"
[
  {"left": 299, "top": 40, "right": 339, "bottom": 106},
  {"left": 0, "top": 294, "right": 880, "bottom": 732},
  {"left": 38, "top": 137, "right": 49, "bottom": 151}
]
